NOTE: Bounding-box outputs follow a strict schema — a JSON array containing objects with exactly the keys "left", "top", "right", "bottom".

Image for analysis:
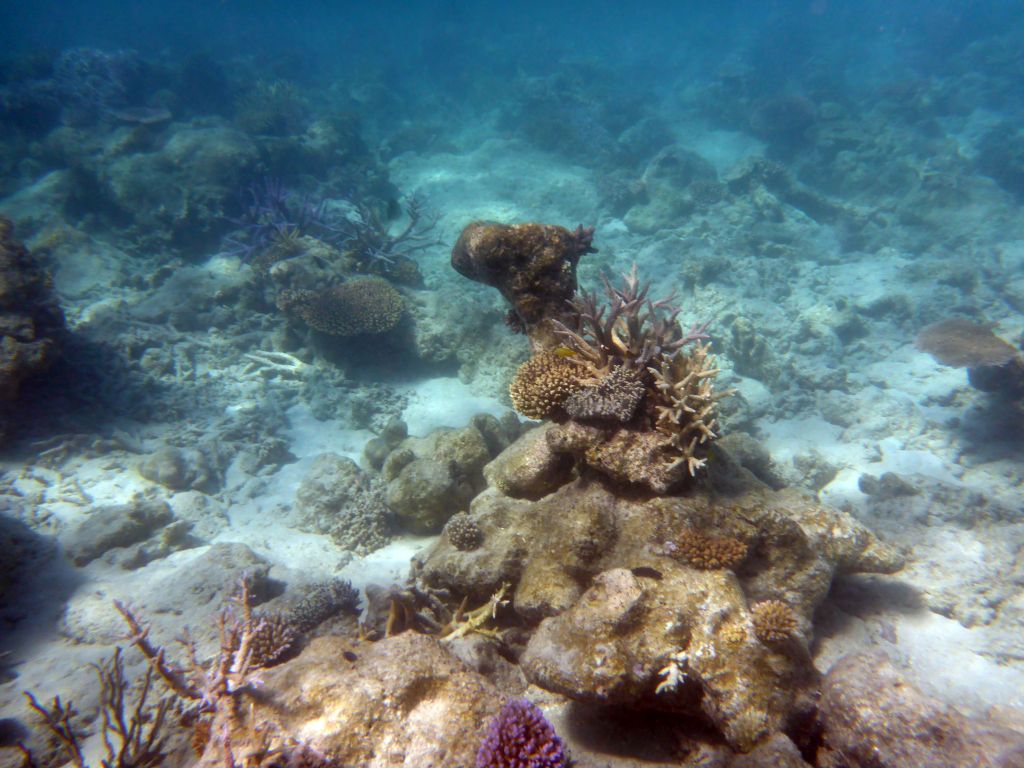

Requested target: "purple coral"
[{"left": 476, "top": 699, "right": 567, "bottom": 768}]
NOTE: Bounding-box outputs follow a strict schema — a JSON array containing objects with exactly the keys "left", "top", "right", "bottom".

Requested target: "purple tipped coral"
[{"left": 476, "top": 699, "right": 567, "bottom": 768}]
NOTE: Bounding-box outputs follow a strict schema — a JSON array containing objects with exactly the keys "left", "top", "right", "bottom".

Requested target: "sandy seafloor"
[{"left": 1, "top": 104, "right": 1024, "bottom": 760}]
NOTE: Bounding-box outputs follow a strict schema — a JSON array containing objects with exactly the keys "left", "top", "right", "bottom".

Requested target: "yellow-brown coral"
[
  {"left": 750, "top": 600, "right": 798, "bottom": 643},
  {"left": 675, "top": 528, "right": 747, "bottom": 570},
  {"left": 509, "top": 351, "right": 586, "bottom": 420},
  {"left": 277, "top": 278, "right": 404, "bottom": 336}
]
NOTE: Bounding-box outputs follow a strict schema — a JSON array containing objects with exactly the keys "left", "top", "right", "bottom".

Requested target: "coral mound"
[
  {"left": 277, "top": 277, "right": 404, "bottom": 336},
  {"left": 415, "top": 428, "right": 904, "bottom": 751}
]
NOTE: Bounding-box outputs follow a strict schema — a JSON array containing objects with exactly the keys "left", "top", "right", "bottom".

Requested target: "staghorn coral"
[
  {"left": 445, "top": 512, "right": 484, "bottom": 551},
  {"left": 649, "top": 340, "right": 732, "bottom": 477},
  {"left": 564, "top": 365, "right": 646, "bottom": 423},
  {"left": 476, "top": 699, "right": 568, "bottom": 768},
  {"left": 551, "top": 264, "right": 709, "bottom": 375},
  {"left": 114, "top": 579, "right": 305, "bottom": 767},
  {"left": 750, "top": 600, "right": 799, "bottom": 643},
  {"left": 277, "top": 278, "right": 404, "bottom": 336},
  {"left": 673, "top": 528, "right": 748, "bottom": 570},
  {"left": 508, "top": 351, "right": 587, "bottom": 420},
  {"left": 23, "top": 647, "right": 170, "bottom": 768}
]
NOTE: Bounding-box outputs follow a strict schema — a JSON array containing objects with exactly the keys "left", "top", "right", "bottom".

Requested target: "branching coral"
[
  {"left": 23, "top": 647, "right": 169, "bottom": 768},
  {"left": 551, "top": 264, "right": 709, "bottom": 374},
  {"left": 113, "top": 579, "right": 314, "bottom": 767},
  {"left": 545, "top": 264, "right": 730, "bottom": 490},
  {"left": 276, "top": 278, "right": 404, "bottom": 336}
]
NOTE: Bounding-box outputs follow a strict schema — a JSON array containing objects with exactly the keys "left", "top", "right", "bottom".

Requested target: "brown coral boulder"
[
  {"left": 248, "top": 633, "right": 503, "bottom": 768},
  {"left": 818, "top": 652, "right": 1024, "bottom": 768},
  {"left": 451, "top": 221, "right": 594, "bottom": 342},
  {"left": 0, "top": 218, "right": 64, "bottom": 438}
]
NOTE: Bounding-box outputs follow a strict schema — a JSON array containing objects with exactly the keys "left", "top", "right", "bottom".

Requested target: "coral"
[
  {"left": 476, "top": 699, "right": 568, "bottom": 768},
  {"left": 451, "top": 221, "right": 596, "bottom": 342},
  {"left": 673, "top": 528, "right": 748, "bottom": 570},
  {"left": 24, "top": 647, "right": 169, "bottom": 768},
  {"left": 508, "top": 352, "right": 586, "bottom": 420},
  {"left": 52, "top": 47, "right": 140, "bottom": 126},
  {"left": 277, "top": 278, "right": 404, "bottom": 336},
  {"left": 551, "top": 264, "right": 709, "bottom": 374},
  {"left": 446, "top": 512, "right": 484, "bottom": 551},
  {"left": 750, "top": 600, "right": 799, "bottom": 643},
  {"left": 288, "top": 579, "right": 362, "bottom": 633},
  {"left": 249, "top": 612, "right": 300, "bottom": 667},
  {"left": 564, "top": 365, "right": 646, "bottom": 423},
  {"left": 649, "top": 340, "right": 730, "bottom": 477},
  {"left": 915, "top": 317, "right": 1020, "bottom": 368},
  {"left": 336, "top": 196, "right": 438, "bottom": 284}
]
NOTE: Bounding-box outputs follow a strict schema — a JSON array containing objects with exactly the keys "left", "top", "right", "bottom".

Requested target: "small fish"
[
  {"left": 631, "top": 565, "right": 663, "bottom": 580},
  {"left": 552, "top": 346, "right": 577, "bottom": 358}
]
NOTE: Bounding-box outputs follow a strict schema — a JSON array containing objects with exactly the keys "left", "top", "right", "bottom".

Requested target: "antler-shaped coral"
[{"left": 552, "top": 264, "right": 709, "bottom": 374}]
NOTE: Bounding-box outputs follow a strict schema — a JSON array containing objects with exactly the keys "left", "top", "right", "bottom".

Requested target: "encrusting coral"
[{"left": 276, "top": 277, "right": 404, "bottom": 336}]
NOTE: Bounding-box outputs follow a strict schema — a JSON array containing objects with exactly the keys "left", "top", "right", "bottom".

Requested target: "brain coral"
[
  {"left": 509, "top": 352, "right": 586, "bottom": 420},
  {"left": 277, "top": 277, "right": 404, "bottom": 336}
]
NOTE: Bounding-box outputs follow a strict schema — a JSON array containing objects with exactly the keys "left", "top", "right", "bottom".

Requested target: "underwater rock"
[
  {"left": 386, "top": 457, "right": 462, "bottom": 535},
  {"left": 818, "top": 652, "right": 1024, "bottom": 768},
  {"left": 451, "top": 221, "right": 595, "bottom": 344},
  {"left": 294, "top": 454, "right": 392, "bottom": 554},
  {"left": 137, "top": 445, "right": 212, "bottom": 491},
  {"left": 380, "top": 422, "right": 504, "bottom": 535},
  {"left": 732, "top": 733, "right": 811, "bottom": 767},
  {"left": 482, "top": 424, "right": 574, "bottom": 500},
  {"left": 245, "top": 632, "right": 503, "bottom": 768},
  {"left": 0, "top": 218, "right": 65, "bottom": 442},
  {"left": 61, "top": 499, "right": 175, "bottom": 566},
  {"left": 415, "top": 443, "right": 902, "bottom": 750}
]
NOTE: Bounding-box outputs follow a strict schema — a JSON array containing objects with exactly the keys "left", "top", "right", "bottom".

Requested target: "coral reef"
[
  {"left": 294, "top": 454, "right": 392, "bottom": 554},
  {"left": 915, "top": 317, "right": 1020, "bottom": 367},
  {"left": 415, "top": 430, "right": 903, "bottom": 751},
  {"left": 0, "top": 218, "right": 65, "bottom": 441},
  {"left": 451, "top": 221, "right": 596, "bottom": 343},
  {"left": 276, "top": 277, "right": 404, "bottom": 336},
  {"left": 454, "top": 226, "right": 729, "bottom": 493},
  {"left": 476, "top": 699, "right": 567, "bottom": 768}
]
